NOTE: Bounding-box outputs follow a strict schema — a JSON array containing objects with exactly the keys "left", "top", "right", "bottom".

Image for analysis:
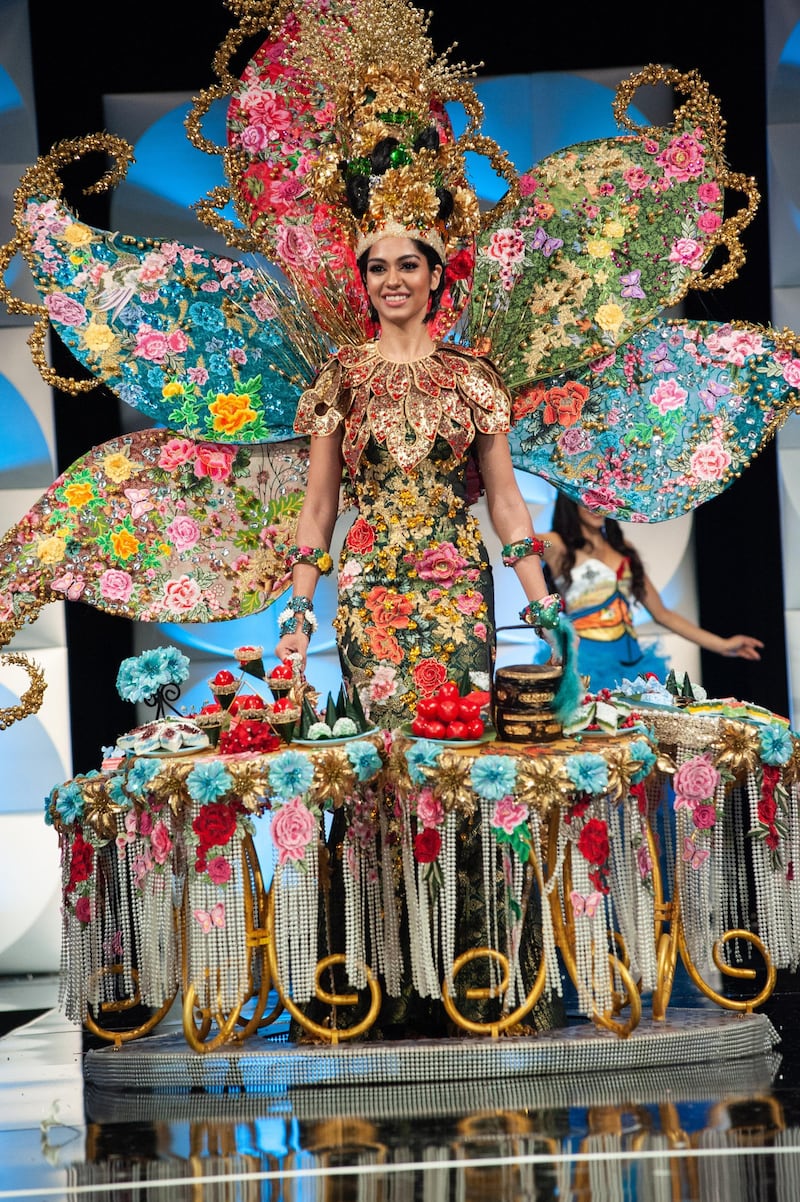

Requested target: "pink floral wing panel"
[
  {"left": 0, "top": 428, "right": 311, "bottom": 642},
  {"left": 507, "top": 319, "right": 800, "bottom": 521},
  {"left": 222, "top": 0, "right": 474, "bottom": 341}
]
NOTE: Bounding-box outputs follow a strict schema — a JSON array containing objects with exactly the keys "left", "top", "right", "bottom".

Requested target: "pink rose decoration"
[
  {"left": 99, "top": 568, "right": 134, "bottom": 602},
  {"left": 416, "top": 787, "right": 444, "bottom": 829},
  {"left": 414, "top": 542, "right": 468, "bottom": 585},
  {"left": 651, "top": 379, "right": 688, "bottom": 415},
  {"left": 165, "top": 515, "right": 201, "bottom": 552},
  {"left": 206, "top": 855, "right": 232, "bottom": 885},
  {"left": 193, "top": 444, "right": 236, "bottom": 482},
  {"left": 673, "top": 753, "right": 720, "bottom": 809},
  {"left": 492, "top": 795, "right": 528, "bottom": 835},
  {"left": 161, "top": 575, "right": 203, "bottom": 614},
  {"left": 150, "top": 820, "right": 173, "bottom": 866},
  {"left": 689, "top": 440, "right": 732, "bottom": 482},
  {"left": 158, "top": 438, "right": 196, "bottom": 470},
  {"left": 271, "top": 796, "right": 317, "bottom": 865}
]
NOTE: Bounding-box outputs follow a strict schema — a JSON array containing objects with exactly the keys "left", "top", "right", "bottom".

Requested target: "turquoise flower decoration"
[
  {"left": 186, "top": 760, "right": 234, "bottom": 804},
  {"left": 126, "top": 758, "right": 164, "bottom": 795},
  {"left": 43, "top": 785, "right": 58, "bottom": 826},
  {"left": 268, "top": 750, "right": 315, "bottom": 801},
  {"left": 106, "top": 773, "right": 132, "bottom": 808},
  {"left": 628, "top": 738, "right": 657, "bottom": 785},
  {"left": 759, "top": 723, "right": 794, "bottom": 767},
  {"left": 347, "top": 740, "right": 382, "bottom": 782},
  {"left": 116, "top": 645, "right": 191, "bottom": 704},
  {"left": 53, "top": 780, "right": 85, "bottom": 824},
  {"left": 470, "top": 755, "right": 518, "bottom": 801},
  {"left": 405, "top": 739, "right": 442, "bottom": 785},
  {"left": 565, "top": 752, "right": 609, "bottom": 795}
]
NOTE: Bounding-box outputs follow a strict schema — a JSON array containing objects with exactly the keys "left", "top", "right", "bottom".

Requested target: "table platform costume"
[{"left": 1, "top": 0, "right": 800, "bottom": 1048}]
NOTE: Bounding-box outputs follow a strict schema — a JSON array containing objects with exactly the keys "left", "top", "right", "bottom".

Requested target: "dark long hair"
[
  {"left": 547, "top": 493, "right": 647, "bottom": 603},
  {"left": 357, "top": 238, "right": 446, "bottom": 324}
]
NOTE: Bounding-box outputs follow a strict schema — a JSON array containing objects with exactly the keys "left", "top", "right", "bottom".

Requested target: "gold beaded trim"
[
  {"left": 613, "top": 64, "right": 760, "bottom": 292},
  {"left": 0, "top": 652, "right": 47, "bottom": 731}
]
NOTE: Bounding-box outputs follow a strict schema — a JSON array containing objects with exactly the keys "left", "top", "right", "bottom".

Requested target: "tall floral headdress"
[{"left": 188, "top": 0, "right": 519, "bottom": 341}]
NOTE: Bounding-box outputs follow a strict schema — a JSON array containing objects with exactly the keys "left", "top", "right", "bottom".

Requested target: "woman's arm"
[
  {"left": 640, "top": 573, "right": 764, "bottom": 660},
  {"left": 475, "top": 432, "right": 553, "bottom": 601},
  {"left": 274, "top": 431, "right": 344, "bottom": 666}
]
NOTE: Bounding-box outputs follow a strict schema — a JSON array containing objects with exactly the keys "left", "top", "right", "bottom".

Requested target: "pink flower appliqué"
[{"left": 271, "top": 796, "right": 317, "bottom": 866}]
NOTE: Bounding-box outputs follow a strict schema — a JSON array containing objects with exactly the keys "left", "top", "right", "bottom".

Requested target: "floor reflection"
[{"left": 5, "top": 976, "right": 800, "bottom": 1200}]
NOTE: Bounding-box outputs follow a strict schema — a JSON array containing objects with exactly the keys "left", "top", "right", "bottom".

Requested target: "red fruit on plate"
[
  {"left": 424, "top": 719, "right": 447, "bottom": 739},
  {"left": 437, "top": 681, "right": 460, "bottom": 701},
  {"left": 436, "top": 698, "right": 460, "bottom": 724},
  {"left": 445, "top": 720, "right": 468, "bottom": 741},
  {"left": 466, "top": 717, "right": 485, "bottom": 739},
  {"left": 411, "top": 717, "right": 429, "bottom": 737},
  {"left": 463, "top": 689, "right": 491, "bottom": 710},
  {"left": 458, "top": 699, "right": 480, "bottom": 722},
  {"left": 212, "top": 670, "right": 235, "bottom": 686},
  {"left": 416, "top": 697, "right": 440, "bottom": 721}
]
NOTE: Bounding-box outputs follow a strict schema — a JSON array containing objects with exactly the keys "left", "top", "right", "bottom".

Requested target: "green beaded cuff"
[
  {"left": 519, "top": 593, "right": 564, "bottom": 632},
  {"left": 286, "top": 544, "right": 334, "bottom": 574},
  {"left": 501, "top": 536, "right": 550, "bottom": 567}
]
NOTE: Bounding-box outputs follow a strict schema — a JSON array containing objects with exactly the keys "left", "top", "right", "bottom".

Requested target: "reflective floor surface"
[{"left": 3, "top": 971, "right": 800, "bottom": 1201}]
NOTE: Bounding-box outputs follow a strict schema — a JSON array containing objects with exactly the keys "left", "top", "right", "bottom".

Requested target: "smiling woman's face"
[{"left": 364, "top": 237, "right": 442, "bottom": 326}]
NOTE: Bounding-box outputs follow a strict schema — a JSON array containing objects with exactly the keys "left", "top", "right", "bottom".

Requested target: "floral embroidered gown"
[
  {"left": 294, "top": 340, "right": 509, "bottom": 729},
  {"left": 294, "top": 340, "right": 560, "bottom": 1034}
]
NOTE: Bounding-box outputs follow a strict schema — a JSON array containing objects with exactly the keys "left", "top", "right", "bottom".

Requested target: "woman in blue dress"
[{"left": 541, "top": 493, "right": 763, "bottom": 691}]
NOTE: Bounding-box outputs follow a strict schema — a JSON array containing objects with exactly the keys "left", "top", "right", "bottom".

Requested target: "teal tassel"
[{"left": 551, "top": 613, "right": 583, "bottom": 726}]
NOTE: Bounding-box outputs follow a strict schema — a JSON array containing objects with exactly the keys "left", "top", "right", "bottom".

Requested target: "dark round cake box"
[{"left": 492, "top": 664, "right": 564, "bottom": 743}]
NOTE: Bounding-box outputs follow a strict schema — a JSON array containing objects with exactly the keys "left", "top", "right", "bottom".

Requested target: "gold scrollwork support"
[{"left": 264, "top": 887, "right": 381, "bottom": 1043}]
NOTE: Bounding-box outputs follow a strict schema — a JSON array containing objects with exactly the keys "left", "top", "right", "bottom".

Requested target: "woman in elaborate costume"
[{"left": 541, "top": 492, "right": 763, "bottom": 690}]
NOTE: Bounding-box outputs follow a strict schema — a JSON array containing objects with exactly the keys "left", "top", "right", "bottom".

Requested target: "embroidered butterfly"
[
  {"left": 698, "top": 380, "right": 732, "bottom": 411},
  {"left": 50, "top": 571, "right": 86, "bottom": 601},
  {"left": 193, "top": 901, "right": 226, "bottom": 932},
  {"left": 570, "top": 889, "right": 603, "bottom": 918},
  {"left": 620, "top": 269, "right": 645, "bottom": 299},
  {"left": 682, "top": 837, "right": 710, "bottom": 870},
  {"left": 531, "top": 226, "right": 564, "bottom": 257},
  {"left": 647, "top": 342, "right": 678, "bottom": 373},
  {"left": 124, "top": 487, "right": 155, "bottom": 520}
]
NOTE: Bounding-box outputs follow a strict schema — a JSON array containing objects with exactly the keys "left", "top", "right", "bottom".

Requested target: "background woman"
[{"left": 541, "top": 492, "right": 763, "bottom": 691}]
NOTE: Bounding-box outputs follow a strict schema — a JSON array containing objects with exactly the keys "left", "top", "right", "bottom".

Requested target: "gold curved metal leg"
[
  {"left": 83, "top": 965, "right": 178, "bottom": 1046},
  {"left": 264, "top": 887, "right": 381, "bottom": 1043}
]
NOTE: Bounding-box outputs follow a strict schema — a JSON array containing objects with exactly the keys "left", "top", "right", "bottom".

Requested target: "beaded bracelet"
[
  {"left": 277, "top": 595, "right": 318, "bottom": 638},
  {"left": 501, "top": 536, "right": 550, "bottom": 567},
  {"left": 285, "top": 544, "right": 334, "bottom": 575},
  {"left": 519, "top": 592, "right": 564, "bottom": 632}
]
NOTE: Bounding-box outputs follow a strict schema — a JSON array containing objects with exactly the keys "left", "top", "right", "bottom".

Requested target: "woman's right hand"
[{"left": 274, "top": 632, "right": 311, "bottom": 672}]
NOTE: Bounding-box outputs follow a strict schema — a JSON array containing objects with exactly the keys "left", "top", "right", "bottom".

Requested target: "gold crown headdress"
[{"left": 286, "top": 0, "right": 501, "bottom": 262}]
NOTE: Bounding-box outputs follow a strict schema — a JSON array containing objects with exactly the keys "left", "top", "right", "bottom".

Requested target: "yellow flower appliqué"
[{"left": 209, "top": 392, "right": 257, "bottom": 435}]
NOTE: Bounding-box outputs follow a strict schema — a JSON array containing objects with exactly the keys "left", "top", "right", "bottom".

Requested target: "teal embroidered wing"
[
  {"left": 4, "top": 138, "right": 327, "bottom": 444},
  {"left": 506, "top": 319, "right": 800, "bottom": 520}
]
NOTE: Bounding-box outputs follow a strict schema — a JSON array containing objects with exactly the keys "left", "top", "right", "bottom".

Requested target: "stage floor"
[{"left": 3, "top": 974, "right": 800, "bottom": 1200}]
